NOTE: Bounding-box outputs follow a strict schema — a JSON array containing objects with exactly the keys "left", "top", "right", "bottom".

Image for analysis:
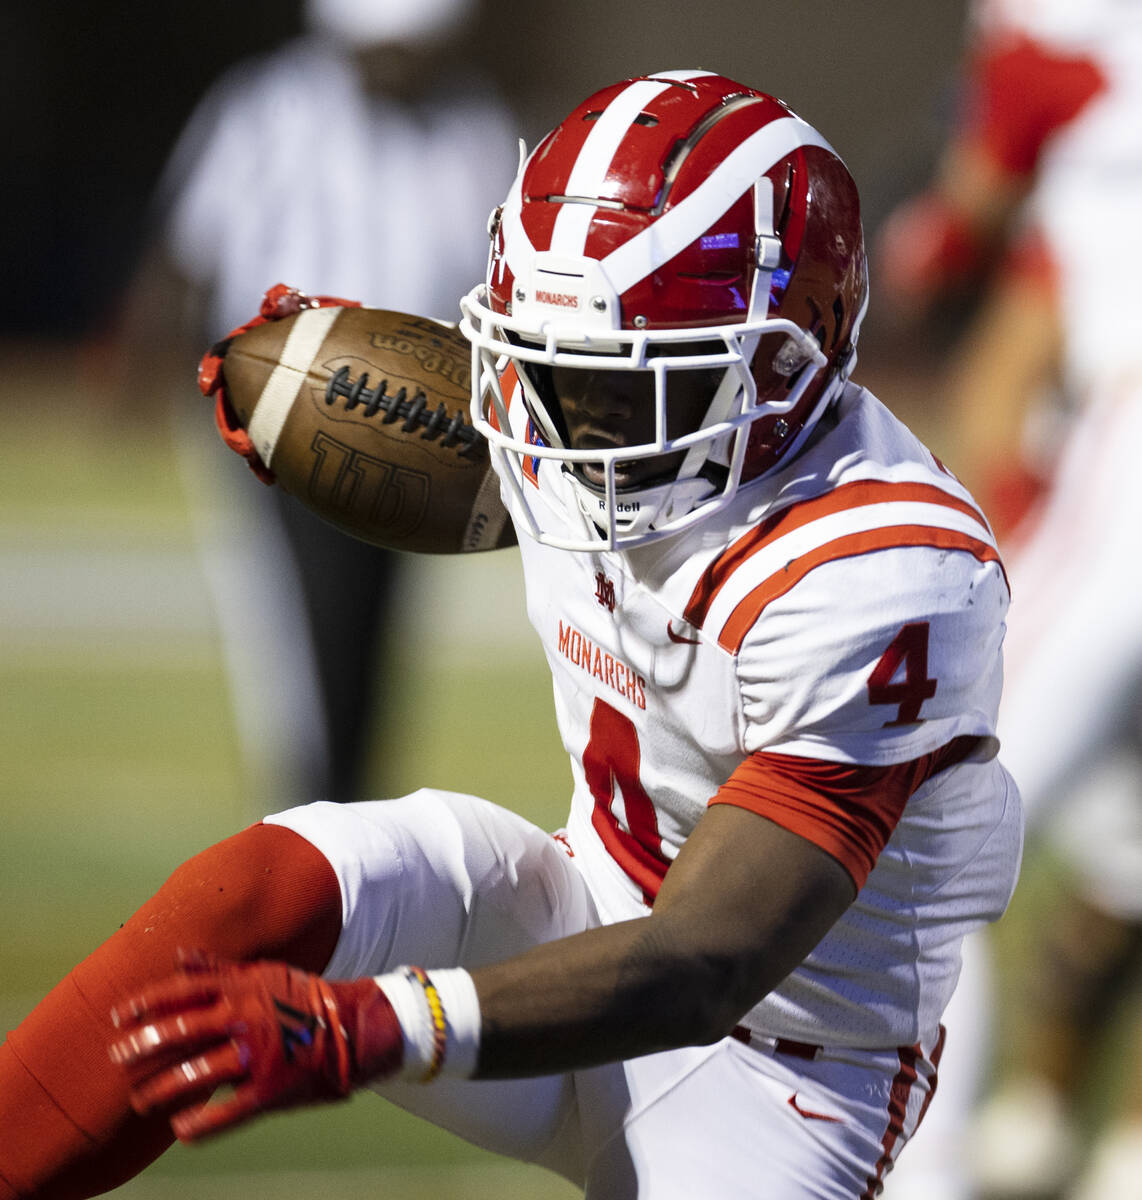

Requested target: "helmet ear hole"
[{"left": 773, "top": 335, "right": 812, "bottom": 377}]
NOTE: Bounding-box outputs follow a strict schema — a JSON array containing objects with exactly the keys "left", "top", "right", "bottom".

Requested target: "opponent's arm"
[{"left": 877, "top": 28, "right": 1106, "bottom": 317}]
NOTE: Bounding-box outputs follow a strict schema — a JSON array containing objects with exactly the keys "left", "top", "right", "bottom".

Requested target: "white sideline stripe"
[
  {"left": 600, "top": 116, "right": 834, "bottom": 295},
  {"left": 247, "top": 306, "right": 342, "bottom": 467},
  {"left": 1, "top": 545, "right": 537, "bottom": 659}
]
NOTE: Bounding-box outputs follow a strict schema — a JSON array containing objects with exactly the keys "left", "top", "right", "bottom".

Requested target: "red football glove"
[
  {"left": 197, "top": 283, "right": 362, "bottom": 485},
  {"left": 108, "top": 950, "right": 402, "bottom": 1143}
]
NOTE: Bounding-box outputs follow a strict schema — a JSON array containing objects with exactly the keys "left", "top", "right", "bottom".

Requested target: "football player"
[{"left": 0, "top": 70, "right": 1021, "bottom": 1199}]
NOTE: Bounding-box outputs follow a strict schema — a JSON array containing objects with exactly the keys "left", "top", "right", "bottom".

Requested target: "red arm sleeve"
[{"left": 710, "top": 737, "right": 980, "bottom": 890}]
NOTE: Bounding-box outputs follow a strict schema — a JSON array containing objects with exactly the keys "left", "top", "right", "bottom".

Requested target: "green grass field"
[{"left": 0, "top": 351, "right": 578, "bottom": 1198}]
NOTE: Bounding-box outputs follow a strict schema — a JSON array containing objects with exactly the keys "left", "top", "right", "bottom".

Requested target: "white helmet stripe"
[
  {"left": 549, "top": 70, "right": 717, "bottom": 256},
  {"left": 601, "top": 115, "right": 835, "bottom": 296},
  {"left": 497, "top": 159, "right": 531, "bottom": 285},
  {"left": 549, "top": 79, "right": 666, "bottom": 248},
  {"left": 550, "top": 80, "right": 672, "bottom": 255}
]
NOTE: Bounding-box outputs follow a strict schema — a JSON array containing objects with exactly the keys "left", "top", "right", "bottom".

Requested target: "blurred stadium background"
[{"left": 3, "top": 2, "right": 1079, "bottom": 1196}]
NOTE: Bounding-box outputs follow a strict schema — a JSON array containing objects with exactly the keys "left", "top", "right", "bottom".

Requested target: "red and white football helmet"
[{"left": 460, "top": 69, "right": 869, "bottom": 551}]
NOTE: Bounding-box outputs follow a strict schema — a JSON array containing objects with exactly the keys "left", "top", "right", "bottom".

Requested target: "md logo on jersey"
[{"left": 595, "top": 571, "right": 616, "bottom": 612}]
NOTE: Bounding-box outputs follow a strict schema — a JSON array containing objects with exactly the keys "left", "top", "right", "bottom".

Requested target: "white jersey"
[{"left": 499, "top": 382, "right": 1022, "bottom": 1049}]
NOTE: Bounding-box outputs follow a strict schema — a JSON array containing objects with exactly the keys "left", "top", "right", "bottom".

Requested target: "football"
[{"left": 213, "top": 303, "right": 512, "bottom": 554}]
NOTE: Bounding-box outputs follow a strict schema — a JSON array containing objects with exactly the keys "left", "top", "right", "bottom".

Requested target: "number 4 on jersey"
[{"left": 867, "top": 622, "right": 937, "bottom": 726}]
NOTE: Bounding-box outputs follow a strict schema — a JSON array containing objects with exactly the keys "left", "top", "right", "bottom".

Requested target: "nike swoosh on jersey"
[
  {"left": 666, "top": 621, "right": 701, "bottom": 645},
  {"left": 787, "top": 1093, "right": 845, "bottom": 1123}
]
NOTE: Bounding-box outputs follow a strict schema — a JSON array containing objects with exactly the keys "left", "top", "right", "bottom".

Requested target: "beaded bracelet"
[
  {"left": 374, "top": 965, "right": 481, "bottom": 1082},
  {"left": 405, "top": 965, "right": 448, "bottom": 1081}
]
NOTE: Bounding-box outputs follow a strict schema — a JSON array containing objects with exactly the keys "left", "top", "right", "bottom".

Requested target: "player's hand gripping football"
[
  {"left": 193, "top": 282, "right": 506, "bottom": 553},
  {"left": 108, "top": 951, "right": 403, "bottom": 1142},
  {"left": 197, "top": 283, "right": 361, "bottom": 484}
]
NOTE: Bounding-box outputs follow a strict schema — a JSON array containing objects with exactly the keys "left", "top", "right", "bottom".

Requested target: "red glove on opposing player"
[
  {"left": 197, "top": 283, "right": 362, "bottom": 485},
  {"left": 108, "top": 951, "right": 402, "bottom": 1143}
]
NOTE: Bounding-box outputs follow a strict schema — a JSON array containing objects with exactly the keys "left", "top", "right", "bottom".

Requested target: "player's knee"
[{"left": 124, "top": 821, "right": 342, "bottom": 972}]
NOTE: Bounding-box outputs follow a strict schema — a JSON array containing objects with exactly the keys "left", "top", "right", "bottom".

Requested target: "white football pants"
[{"left": 267, "top": 791, "right": 941, "bottom": 1198}]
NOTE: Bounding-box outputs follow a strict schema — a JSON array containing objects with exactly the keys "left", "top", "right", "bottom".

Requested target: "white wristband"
[{"left": 375, "top": 966, "right": 481, "bottom": 1082}]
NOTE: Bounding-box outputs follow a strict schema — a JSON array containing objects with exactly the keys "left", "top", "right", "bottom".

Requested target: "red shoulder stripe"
[
  {"left": 717, "top": 525, "right": 1005, "bottom": 654},
  {"left": 684, "top": 480, "right": 989, "bottom": 630}
]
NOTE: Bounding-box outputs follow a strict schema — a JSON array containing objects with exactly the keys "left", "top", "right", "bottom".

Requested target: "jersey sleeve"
[
  {"left": 711, "top": 737, "right": 981, "bottom": 889},
  {"left": 732, "top": 540, "right": 1008, "bottom": 768}
]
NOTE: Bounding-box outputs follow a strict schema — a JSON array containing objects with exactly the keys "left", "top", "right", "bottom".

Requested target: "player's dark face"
[{"left": 549, "top": 351, "right": 723, "bottom": 489}]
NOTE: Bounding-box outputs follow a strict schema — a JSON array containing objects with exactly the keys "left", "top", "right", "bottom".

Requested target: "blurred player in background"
[
  {"left": 0, "top": 70, "right": 1021, "bottom": 1199},
  {"left": 877, "top": 1, "right": 1142, "bottom": 1196},
  {"left": 115, "top": 0, "right": 518, "bottom": 809}
]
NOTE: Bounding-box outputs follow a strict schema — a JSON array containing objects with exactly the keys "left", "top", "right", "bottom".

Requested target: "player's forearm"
[
  {"left": 468, "top": 913, "right": 753, "bottom": 1079},
  {"left": 467, "top": 810, "right": 855, "bottom": 1080}
]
